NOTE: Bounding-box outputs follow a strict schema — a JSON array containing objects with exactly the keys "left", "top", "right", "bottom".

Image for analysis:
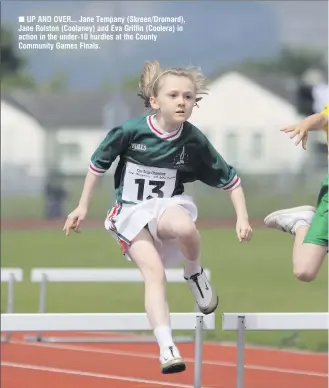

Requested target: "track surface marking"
[{"left": 1, "top": 333, "right": 328, "bottom": 388}]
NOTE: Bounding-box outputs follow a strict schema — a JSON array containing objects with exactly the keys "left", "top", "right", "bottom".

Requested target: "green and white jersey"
[{"left": 90, "top": 114, "right": 241, "bottom": 205}]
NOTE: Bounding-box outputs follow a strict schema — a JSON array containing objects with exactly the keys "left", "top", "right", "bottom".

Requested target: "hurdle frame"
[
  {"left": 1, "top": 268, "right": 23, "bottom": 342},
  {"left": 25, "top": 267, "right": 211, "bottom": 344},
  {"left": 2, "top": 311, "right": 215, "bottom": 388},
  {"left": 222, "top": 312, "right": 329, "bottom": 388}
]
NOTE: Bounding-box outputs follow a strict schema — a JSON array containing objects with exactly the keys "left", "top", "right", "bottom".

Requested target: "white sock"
[
  {"left": 153, "top": 325, "right": 174, "bottom": 352},
  {"left": 184, "top": 259, "right": 201, "bottom": 278},
  {"left": 293, "top": 220, "right": 311, "bottom": 234}
]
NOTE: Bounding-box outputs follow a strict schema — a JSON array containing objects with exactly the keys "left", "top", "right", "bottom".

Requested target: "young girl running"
[
  {"left": 264, "top": 104, "right": 328, "bottom": 282},
  {"left": 63, "top": 60, "right": 252, "bottom": 374}
]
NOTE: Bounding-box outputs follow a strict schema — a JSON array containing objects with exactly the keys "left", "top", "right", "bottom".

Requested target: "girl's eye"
[{"left": 168, "top": 94, "right": 193, "bottom": 99}]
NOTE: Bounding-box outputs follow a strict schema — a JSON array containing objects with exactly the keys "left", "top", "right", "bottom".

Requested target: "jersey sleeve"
[
  {"left": 197, "top": 135, "right": 241, "bottom": 191},
  {"left": 89, "top": 126, "right": 130, "bottom": 176}
]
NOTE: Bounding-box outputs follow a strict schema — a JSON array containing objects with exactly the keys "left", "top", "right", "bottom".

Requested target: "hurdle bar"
[
  {"left": 2, "top": 312, "right": 215, "bottom": 388},
  {"left": 222, "top": 312, "right": 329, "bottom": 388},
  {"left": 26, "top": 267, "right": 211, "bottom": 343},
  {"left": 1, "top": 268, "right": 23, "bottom": 342}
]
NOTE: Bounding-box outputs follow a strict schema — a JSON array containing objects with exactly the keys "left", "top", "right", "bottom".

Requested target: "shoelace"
[{"left": 190, "top": 272, "right": 204, "bottom": 298}]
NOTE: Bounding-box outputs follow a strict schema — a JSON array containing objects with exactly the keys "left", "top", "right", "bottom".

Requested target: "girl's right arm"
[
  {"left": 63, "top": 171, "right": 100, "bottom": 236},
  {"left": 63, "top": 125, "right": 130, "bottom": 236},
  {"left": 78, "top": 171, "right": 100, "bottom": 210}
]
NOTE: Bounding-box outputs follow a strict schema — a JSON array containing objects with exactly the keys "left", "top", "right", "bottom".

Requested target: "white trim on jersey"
[
  {"left": 221, "top": 175, "right": 241, "bottom": 191},
  {"left": 147, "top": 115, "right": 184, "bottom": 141},
  {"left": 89, "top": 162, "right": 106, "bottom": 176}
]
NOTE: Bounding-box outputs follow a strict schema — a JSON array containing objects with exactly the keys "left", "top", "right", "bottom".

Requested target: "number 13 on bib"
[{"left": 122, "top": 162, "right": 177, "bottom": 202}]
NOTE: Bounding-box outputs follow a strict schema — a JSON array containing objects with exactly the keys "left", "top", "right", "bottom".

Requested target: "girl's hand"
[
  {"left": 236, "top": 218, "right": 252, "bottom": 243},
  {"left": 281, "top": 124, "right": 308, "bottom": 150},
  {"left": 63, "top": 206, "right": 88, "bottom": 236}
]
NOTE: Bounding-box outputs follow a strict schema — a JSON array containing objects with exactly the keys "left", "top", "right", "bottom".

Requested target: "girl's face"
[{"left": 150, "top": 74, "right": 196, "bottom": 126}]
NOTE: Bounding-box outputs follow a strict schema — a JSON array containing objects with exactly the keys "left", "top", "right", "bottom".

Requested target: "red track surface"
[{"left": 1, "top": 333, "right": 328, "bottom": 388}]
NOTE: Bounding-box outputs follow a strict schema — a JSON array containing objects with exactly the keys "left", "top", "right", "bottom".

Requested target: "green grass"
[
  {"left": 1, "top": 192, "right": 317, "bottom": 221},
  {"left": 1, "top": 228, "right": 328, "bottom": 352},
  {"left": 1, "top": 175, "right": 318, "bottom": 220}
]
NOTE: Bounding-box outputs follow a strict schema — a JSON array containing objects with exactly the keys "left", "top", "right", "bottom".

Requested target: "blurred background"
[
  {"left": 1, "top": 1, "right": 328, "bottom": 354},
  {"left": 1, "top": 0, "right": 328, "bottom": 221}
]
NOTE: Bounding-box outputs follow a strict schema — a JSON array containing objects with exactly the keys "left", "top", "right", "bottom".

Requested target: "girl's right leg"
[{"left": 126, "top": 227, "right": 186, "bottom": 374}]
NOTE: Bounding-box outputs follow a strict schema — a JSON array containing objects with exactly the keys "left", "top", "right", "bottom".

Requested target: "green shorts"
[{"left": 304, "top": 174, "right": 328, "bottom": 246}]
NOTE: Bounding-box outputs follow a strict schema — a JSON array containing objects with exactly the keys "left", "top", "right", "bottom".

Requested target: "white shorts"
[{"left": 104, "top": 195, "right": 198, "bottom": 268}]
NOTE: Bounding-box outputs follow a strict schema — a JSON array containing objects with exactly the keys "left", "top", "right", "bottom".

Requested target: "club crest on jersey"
[
  {"left": 173, "top": 146, "right": 188, "bottom": 168},
  {"left": 130, "top": 143, "right": 147, "bottom": 151}
]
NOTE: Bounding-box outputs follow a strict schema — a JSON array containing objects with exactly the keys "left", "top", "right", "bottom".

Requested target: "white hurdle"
[
  {"left": 26, "top": 267, "right": 211, "bottom": 343},
  {"left": 222, "top": 312, "right": 329, "bottom": 388},
  {"left": 2, "top": 312, "right": 215, "bottom": 388},
  {"left": 1, "top": 268, "right": 23, "bottom": 342}
]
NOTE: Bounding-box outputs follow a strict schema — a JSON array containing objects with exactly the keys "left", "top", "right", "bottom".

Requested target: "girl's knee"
[
  {"left": 141, "top": 258, "right": 166, "bottom": 284},
  {"left": 136, "top": 260, "right": 166, "bottom": 287},
  {"left": 176, "top": 219, "right": 198, "bottom": 240},
  {"left": 158, "top": 205, "right": 198, "bottom": 240},
  {"left": 293, "top": 266, "right": 317, "bottom": 282},
  {"left": 293, "top": 244, "right": 327, "bottom": 282}
]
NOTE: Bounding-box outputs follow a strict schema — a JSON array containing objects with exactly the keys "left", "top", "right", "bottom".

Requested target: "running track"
[{"left": 1, "top": 332, "right": 328, "bottom": 388}]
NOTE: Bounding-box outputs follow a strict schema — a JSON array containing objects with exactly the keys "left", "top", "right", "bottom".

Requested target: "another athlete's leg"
[
  {"left": 157, "top": 205, "right": 218, "bottom": 314},
  {"left": 264, "top": 205, "right": 328, "bottom": 282},
  {"left": 126, "top": 228, "right": 185, "bottom": 374},
  {"left": 292, "top": 226, "right": 327, "bottom": 281}
]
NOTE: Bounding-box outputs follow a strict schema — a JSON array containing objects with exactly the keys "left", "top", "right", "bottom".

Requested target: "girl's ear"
[{"left": 150, "top": 96, "right": 159, "bottom": 110}]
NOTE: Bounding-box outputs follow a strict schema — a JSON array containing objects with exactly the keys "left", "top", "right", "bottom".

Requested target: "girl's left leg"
[{"left": 157, "top": 205, "right": 219, "bottom": 314}]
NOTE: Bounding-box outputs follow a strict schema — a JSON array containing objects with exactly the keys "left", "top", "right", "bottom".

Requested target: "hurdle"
[
  {"left": 25, "top": 267, "right": 211, "bottom": 343},
  {"left": 222, "top": 312, "right": 329, "bottom": 388},
  {"left": 1, "top": 268, "right": 23, "bottom": 342},
  {"left": 2, "top": 311, "right": 215, "bottom": 388}
]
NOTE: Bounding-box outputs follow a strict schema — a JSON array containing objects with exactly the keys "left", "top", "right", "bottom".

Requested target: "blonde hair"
[{"left": 138, "top": 60, "right": 208, "bottom": 109}]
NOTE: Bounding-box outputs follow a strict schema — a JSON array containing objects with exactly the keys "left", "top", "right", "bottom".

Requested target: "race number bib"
[{"left": 122, "top": 162, "right": 177, "bottom": 202}]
